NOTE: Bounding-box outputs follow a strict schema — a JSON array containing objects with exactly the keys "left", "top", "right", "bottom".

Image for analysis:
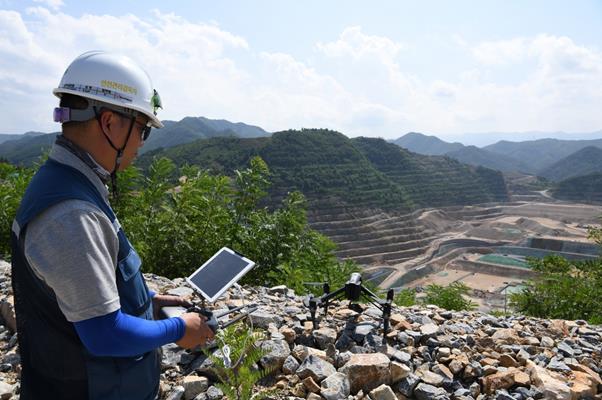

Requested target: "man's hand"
[
  {"left": 151, "top": 294, "right": 192, "bottom": 320},
  {"left": 176, "top": 312, "right": 216, "bottom": 349}
]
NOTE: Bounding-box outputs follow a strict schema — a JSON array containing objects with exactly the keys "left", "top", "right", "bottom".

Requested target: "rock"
[
  {"left": 491, "top": 329, "right": 520, "bottom": 344},
  {"left": 161, "top": 343, "right": 184, "bottom": 370},
  {"left": 307, "top": 393, "right": 322, "bottom": 400},
  {"left": 353, "top": 322, "right": 375, "bottom": 341},
  {"left": 528, "top": 361, "right": 571, "bottom": 400},
  {"left": 167, "top": 286, "right": 194, "bottom": 297},
  {"left": 248, "top": 310, "right": 283, "bottom": 329},
  {"left": 556, "top": 341, "right": 574, "bottom": 357},
  {"left": 182, "top": 376, "right": 209, "bottom": 400},
  {"left": 0, "top": 381, "right": 13, "bottom": 400},
  {"left": 282, "top": 355, "right": 300, "bottom": 374},
  {"left": 420, "top": 323, "right": 439, "bottom": 337},
  {"left": 413, "top": 383, "right": 448, "bottom": 400},
  {"left": 313, "top": 327, "right": 337, "bottom": 350},
  {"left": 340, "top": 353, "right": 391, "bottom": 394},
  {"left": 268, "top": 285, "right": 288, "bottom": 294},
  {"left": 569, "top": 370, "right": 599, "bottom": 399},
  {"left": 540, "top": 336, "right": 555, "bottom": 348},
  {"left": 302, "top": 376, "right": 321, "bottom": 393},
  {"left": 547, "top": 357, "right": 571, "bottom": 372},
  {"left": 321, "top": 372, "right": 351, "bottom": 400},
  {"left": 335, "top": 332, "right": 354, "bottom": 351},
  {"left": 279, "top": 327, "right": 296, "bottom": 344},
  {"left": 397, "top": 373, "right": 420, "bottom": 397},
  {"left": 296, "top": 354, "right": 336, "bottom": 383},
  {"left": 391, "top": 350, "right": 412, "bottom": 365},
  {"left": 498, "top": 354, "right": 518, "bottom": 368},
  {"left": 259, "top": 339, "right": 290, "bottom": 372},
  {"left": 390, "top": 361, "right": 411, "bottom": 383},
  {"left": 432, "top": 363, "right": 453, "bottom": 381},
  {"left": 206, "top": 386, "right": 223, "bottom": 400},
  {"left": 292, "top": 345, "right": 331, "bottom": 363},
  {"left": 481, "top": 367, "right": 530, "bottom": 394},
  {"left": 368, "top": 384, "right": 397, "bottom": 400},
  {"left": 165, "top": 386, "right": 185, "bottom": 400},
  {"left": 416, "top": 369, "right": 445, "bottom": 387},
  {"left": 0, "top": 297, "right": 16, "bottom": 333}
]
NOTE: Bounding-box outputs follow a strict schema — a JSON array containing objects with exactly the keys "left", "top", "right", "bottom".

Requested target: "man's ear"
[{"left": 98, "top": 110, "right": 123, "bottom": 143}]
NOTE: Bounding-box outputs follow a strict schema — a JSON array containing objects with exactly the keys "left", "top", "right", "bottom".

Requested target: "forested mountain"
[
  {"left": 393, "top": 132, "right": 602, "bottom": 176},
  {"left": 0, "top": 117, "right": 270, "bottom": 165},
  {"left": 138, "top": 129, "right": 509, "bottom": 211},
  {"left": 540, "top": 146, "right": 602, "bottom": 182},
  {"left": 484, "top": 138, "right": 602, "bottom": 173},
  {"left": 140, "top": 116, "right": 269, "bottom": 154},
  {"left": 0, "top": 132, "right": 58, "bottom": 165},
  {"left": 352, "top": 138, "right": 508, "bottom": 206},
  {"left": 0, "top": 132, "right": 44, "bottom": 145},
  {"left": 552, "top": 173, "right": 602, "bottom": 203},
  {"left": 392, "top": 132, "right": 464, "bottom": 155},
  {"left": 444, "top": 145, "right": 531, "bottom": 173}
]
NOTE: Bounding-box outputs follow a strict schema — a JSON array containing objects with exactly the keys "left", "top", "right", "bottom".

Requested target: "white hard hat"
[{"left": 53, "top": 51, "right": 163, "bottom": 128}]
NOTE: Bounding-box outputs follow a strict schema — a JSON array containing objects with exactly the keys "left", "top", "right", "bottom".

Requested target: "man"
[{"left": 11, "top": 51, "right": 214, "bottom": 400}]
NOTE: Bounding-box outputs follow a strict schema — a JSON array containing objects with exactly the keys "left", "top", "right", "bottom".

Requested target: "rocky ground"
[{"left": 0, "top": 260, "right": 600, "bottom": 400}]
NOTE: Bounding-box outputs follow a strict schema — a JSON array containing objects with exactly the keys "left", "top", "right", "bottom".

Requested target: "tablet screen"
[{"left": 185, "top": 247, "right": 255, "bottom": 302}]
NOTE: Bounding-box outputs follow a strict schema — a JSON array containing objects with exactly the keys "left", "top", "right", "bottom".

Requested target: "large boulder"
[{"left": 339, "top": 352, "right": 391, "bottom": 394}]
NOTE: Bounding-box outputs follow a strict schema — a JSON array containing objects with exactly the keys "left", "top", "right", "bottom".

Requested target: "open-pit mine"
[{"left": 309, "top": 193, "right": 601, "bottom": 313}]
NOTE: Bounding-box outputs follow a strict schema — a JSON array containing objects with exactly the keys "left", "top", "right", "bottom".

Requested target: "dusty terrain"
[{"left": 311, "top": 195, "right": 601, "bottom": 314}]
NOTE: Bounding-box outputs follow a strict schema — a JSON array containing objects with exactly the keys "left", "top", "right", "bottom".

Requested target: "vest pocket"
[{"left": 116, "top": 247, "right": 151, "bottom": 318}]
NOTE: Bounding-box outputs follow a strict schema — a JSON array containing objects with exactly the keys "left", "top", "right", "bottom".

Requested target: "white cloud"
[
  {"left": 0, "top": 8, "right": 600, "bottom": 137},
  {"left": 32, "top": 0, "right": 63, "bottom": 10}
]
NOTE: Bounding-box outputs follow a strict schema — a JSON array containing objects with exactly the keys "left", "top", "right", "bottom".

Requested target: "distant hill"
[
  {"left": 140, "top": 116, "right": 270, "bottom": 154},
  {"left": 484, "top": 138, "right": 602, "bottom": 173},
  {"left": 352, "top": 138, "right": 508, "bottom": 206},
  {"left": 0, "top": 131, "right": 47, "bottom": 145},
  {"left": 392, "top": 133, "right": 529, "bottom": 173},
  {"left": 540, "top": 146, "right": 602, "bottom": 182},
  {"left": 138, "top": 129, "right": 509, "bottom": 211},
  {"left": 394, "top": 132, "right": 602, "bottom": 175},
  {"left": 0, "top": 132, "right": 58, "bottom": 165},
  {"left": 392, "top": 132, "right": 464, "bottom": 155},
  {"left": 0, "top": 117, "right": 271, "bottom": 165},
  {"left": 444, "top": 145, "right": 531, "bottom": 173},
  {"left": 552, "top": 172, "right": 602, "bottom": 203}
]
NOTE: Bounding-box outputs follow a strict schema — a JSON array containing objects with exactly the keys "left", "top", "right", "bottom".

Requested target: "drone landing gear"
[{"left": 303, "top": 273, "right": 394, "bottom": 338}]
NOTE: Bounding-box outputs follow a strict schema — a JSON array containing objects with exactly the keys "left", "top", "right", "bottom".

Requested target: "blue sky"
[{"left": 1, "top": 0, "right": 601, "bottom": 145}]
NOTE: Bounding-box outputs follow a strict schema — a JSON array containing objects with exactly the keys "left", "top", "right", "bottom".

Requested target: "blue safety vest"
[{"left": 11, "top": 158, "right": 160, "bottom": 400}]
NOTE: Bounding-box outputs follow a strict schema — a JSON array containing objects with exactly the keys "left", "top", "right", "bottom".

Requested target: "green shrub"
[
  {"left": 393, "top": 288, "right": 416, "bottom": 307},
  {"left": 423, "top": 282, "right": 476, "bottom": 311},
  {"left": 206, "top": 325, "right": 276, "bottom": 400},
  {"left": 114, "top": 156, "right": 360, "bottom": 289},
  {"left": 0, "top": 162, "right": 35, "bottom": 259},
  {"left": 510, "top": 255, "right": 602, "bottom": 324}
]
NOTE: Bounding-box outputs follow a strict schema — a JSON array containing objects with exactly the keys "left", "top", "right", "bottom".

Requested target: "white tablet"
[{"left": 185, "top": 247, "right": 255, "bottom": 302}]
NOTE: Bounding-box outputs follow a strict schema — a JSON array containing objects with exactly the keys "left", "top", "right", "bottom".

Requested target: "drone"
[{"left": 303, "top": 272, "right": 395, "bottom": 338}]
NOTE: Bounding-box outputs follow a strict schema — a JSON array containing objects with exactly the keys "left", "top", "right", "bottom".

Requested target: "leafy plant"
[
  {"left": 393, "top": 288, "right": 416, "bottom": 307},
  {"left": 206, "top": 325, "right": 276, "bottom": 400},
  {"left": 0, "top": 162, "right": 35, "bottom": 259},
  {"left": 423, "top": 282, "right": 476, "bottom": 311},
  {"left": 510, "top": 255, "right": 602, "bottom": 324}
]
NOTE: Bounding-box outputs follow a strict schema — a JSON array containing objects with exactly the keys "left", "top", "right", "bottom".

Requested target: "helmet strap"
[{"left": 94, "top": 106, "right": 136, "bottom": 200}]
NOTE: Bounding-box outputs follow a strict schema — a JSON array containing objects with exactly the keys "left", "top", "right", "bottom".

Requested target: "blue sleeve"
[{"left": 74, "top": 310, "right": 186, "bottom": 357}]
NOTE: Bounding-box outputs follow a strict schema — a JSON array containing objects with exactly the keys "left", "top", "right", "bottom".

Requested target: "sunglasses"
[
  {"left": 133, "top": 119, "right": 152, "bottom": 142},
  {"left": 112, "top": 110, "right": 152, "bottom": 141}
]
